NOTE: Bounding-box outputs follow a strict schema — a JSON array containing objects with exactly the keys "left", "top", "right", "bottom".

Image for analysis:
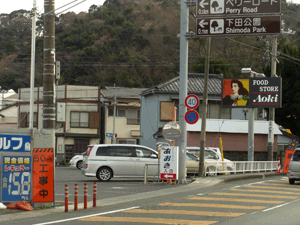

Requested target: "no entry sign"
[{"left": 185, "top": 110, "right": 199, "bottom": 124}]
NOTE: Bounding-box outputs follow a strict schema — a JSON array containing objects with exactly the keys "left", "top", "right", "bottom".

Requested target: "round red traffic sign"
[
  {"left": 185, "top": 94, "right": 199, "bottom": 109},
  {"left": 184, "top": 110, "right": 199, "bottom": 124}
]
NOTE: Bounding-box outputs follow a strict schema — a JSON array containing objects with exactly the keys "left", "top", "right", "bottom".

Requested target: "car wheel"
[
  {"left": 206, "top": 166, "right": 217, "bottom": 176},
  {"left": 289, "top": 178, "right": 295, "bottom": 185},
  {"left": 76, "top": 160, "right": 83, "bottom": 170},
  {"left": 97, "top": 167, "right": 112, "bottom": 181}
]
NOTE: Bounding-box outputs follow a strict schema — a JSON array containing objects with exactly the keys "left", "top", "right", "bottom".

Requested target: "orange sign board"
[
  {"left": 283, "top": 149, "right": 295, "bottom": 174},
  {"left": 32, "top": 148, "right": 54, "bottom": 203}
]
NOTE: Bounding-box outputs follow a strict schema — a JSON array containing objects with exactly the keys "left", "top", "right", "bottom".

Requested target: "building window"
[
  {"left": 20, "top": 113, "right": 37, "bottom": 128},
  {"left": 117, "top": 139, "right": 137, "bottom": 144},
  {"left": 70, "top": 112, "right": 89, "bottom": 127},
  {"left": 108, "top": 108, "right": 126, "bottom": 117},
  {"left": 127, "top": 109, "right": 140, "bottom": 125}
]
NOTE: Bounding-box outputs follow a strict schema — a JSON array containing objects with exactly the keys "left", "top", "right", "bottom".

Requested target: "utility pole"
[
  {"left": 267, "top": 36, "right": 277, "bottom": 161},
  {"left": 29, "top": 0, "right": 37, "bottom": 129},
  {"left": 178, "top": 0, "right": 189, "bottom": 184},
  {"left": 112, "top": 84, "right": 116, "bottom": 144},
  {"left": 267, "top": 21, "right": 295, "bottom": 161},
  {"left": 43, "top": 0, "right": 56, "bottom": 146},
  {"left": 199, "top": 37, "right": 211, "bottom": 177}
]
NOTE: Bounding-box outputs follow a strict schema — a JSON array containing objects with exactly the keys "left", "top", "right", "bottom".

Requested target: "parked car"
[
  {"left": 288, "top": 148, "right": 300, "bottom": 184},
  {"left": 186, "top": 148, "right": 235, "bottom": 175},
  {"left": 186, "top": 146, "right": 222, "bottom": 159},
  {"left": 82, "top": 144, "right": 159, "bottom": 181},
  {"left": 69, "top": 151, "right": 86, "bottom": 170}
]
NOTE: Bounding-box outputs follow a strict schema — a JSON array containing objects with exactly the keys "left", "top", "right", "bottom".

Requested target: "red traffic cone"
[{"left": 276, "top": 158, "right": 282, "bottom": 174}]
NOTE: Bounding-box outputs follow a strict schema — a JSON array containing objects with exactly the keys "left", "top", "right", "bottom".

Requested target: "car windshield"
[
  {"left": 187, "top": 150, "right": 218, "bottom": 159},
  {"left": 186, "top": 153, "right": 198, "bottom": 161}
]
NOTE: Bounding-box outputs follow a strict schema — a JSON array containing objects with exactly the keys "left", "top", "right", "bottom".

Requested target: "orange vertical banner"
[
  {"left": 32, "top": 148, "right": 54, "bottom": 203},
  {"left": 282, "top": 149, "right": 295, "bottom": 174}
]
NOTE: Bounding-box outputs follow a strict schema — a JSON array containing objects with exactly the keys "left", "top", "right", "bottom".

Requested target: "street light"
[{"left": 241, "top": 68, "right": 265, "bottom": 162}]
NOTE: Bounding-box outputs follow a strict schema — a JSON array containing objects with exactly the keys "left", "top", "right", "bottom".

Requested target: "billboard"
[{"left": 222, "top": 77, "right": 282, "bottom": 108}]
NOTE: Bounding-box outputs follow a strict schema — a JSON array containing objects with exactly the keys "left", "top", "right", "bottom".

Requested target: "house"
[
  {"left": 18, "top": 85, "right": 145, "bottom": 162},
  {"left": 100, "top": 86, "right": 147, "bottom": 145},
  {"left": 0, "top": 89, "right": 19, "bottom": 129},
  {"left": 139, "top": 73, "right": 285, "bottom": 161}
]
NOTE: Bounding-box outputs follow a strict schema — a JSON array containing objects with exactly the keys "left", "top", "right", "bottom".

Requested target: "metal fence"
[{"left": 144, "top": 161, "right": 278, "bottom": 182}]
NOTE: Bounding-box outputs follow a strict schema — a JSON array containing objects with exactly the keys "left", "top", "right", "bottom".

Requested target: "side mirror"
[{"left": 151, "top": 154, "right": 158, "bottom": 158}]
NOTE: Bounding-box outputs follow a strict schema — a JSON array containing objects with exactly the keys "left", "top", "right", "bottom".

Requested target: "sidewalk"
[{"left": 0, "top": 172, "right": 283, "bottom": 222}]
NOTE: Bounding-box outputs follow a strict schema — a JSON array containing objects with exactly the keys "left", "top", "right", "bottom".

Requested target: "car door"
[
  {"left": 107, "top": 146, "right": 136, "bottom": 176},
  {"left": 134, "top": 147, "right": 158, "bottom": 176}
]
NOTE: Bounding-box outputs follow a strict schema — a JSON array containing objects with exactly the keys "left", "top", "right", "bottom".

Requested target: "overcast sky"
[
  {"left": 1, "top": 0, "right": 299, "bottom": 15},
  {"left": 0, "top": 0, "right": 105, "bottom": 14}
]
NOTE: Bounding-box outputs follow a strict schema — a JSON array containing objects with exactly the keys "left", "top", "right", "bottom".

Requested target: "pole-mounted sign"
[
  {"left": 196, "top": 15, "right": 281, "bottom": 37},
  {"left": 185, "top": 94, "right": 199, "bottom": 109},
  {"left": 197, "top": 0, "right": 281, "bottom": 16}
]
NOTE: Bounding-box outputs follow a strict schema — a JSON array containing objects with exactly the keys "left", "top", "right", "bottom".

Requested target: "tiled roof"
[
  {"left": 141, "top": 73, "right": 223, "bottom": 96},
  {"left": 101, "top": 87, "right": 148, "bottom": 99}
]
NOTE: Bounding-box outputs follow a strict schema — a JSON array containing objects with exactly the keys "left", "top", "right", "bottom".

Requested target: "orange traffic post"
[
  {"left": 74, "top": 184, "right": 78, "bottom": 211},
  {"left": 84, "top": 183, "right": 88, "bottom": 209},
  {"left": 93, "top": 182, "right": 97, "bottom": 207},
  {"left": 65, "top": 184, "right": 69, "bottom": 212}
]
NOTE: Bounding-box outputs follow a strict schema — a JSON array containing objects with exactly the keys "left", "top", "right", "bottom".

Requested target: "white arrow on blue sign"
[{"left": 106, "top": 133, "right": 113, "bottom": 138}]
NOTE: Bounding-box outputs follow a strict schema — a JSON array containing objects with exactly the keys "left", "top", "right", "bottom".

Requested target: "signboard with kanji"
[
  {"left": 1, "top": 155, "right": 32, "bottom": 202},
  {"left": 0, "top": 134, "right": 31, "bottom": 152},
  {"left": 283, "top": 149, "right": 295, "bottom": 174},
  {"left": 196, "top": 15, "right": 281, "bottom": 37},
  {"left": 159, "top": 146, "right": 179, "bottom": 180},
  {"left": 197, "top": 0, "right": 281, "bottom": 17},
  {"left": 32, "top": 148, "right": 54, "bottom": 203}
]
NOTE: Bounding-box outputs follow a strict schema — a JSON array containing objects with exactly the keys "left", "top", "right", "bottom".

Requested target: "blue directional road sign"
[
  {"left": 184, "top": 110, "right": 199, "bottom": 125},
  {"left": 106, "top": 133, "right": 113, "bottom": 138}
]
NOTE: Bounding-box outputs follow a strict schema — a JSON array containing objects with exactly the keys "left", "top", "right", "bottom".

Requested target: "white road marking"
[
  {"left": 197, "top": 193, "right": 205, "bottom": 195},
  {"left": 263, "top": 199, "right": 300, "bottom": 212},
  {"left": 32, "top": 206, "right": 140, "bottom": 225}
]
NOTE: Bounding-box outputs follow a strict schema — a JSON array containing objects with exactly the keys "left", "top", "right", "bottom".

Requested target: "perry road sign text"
[
  {"left": 0, "top": 134, "right": 31, "bottom": 152},
  {"left": 196, "top": 15, "right": 280, "bottom": 37},
  {"left": 197, "top": 0, "right": 280, "bottom": 16}
]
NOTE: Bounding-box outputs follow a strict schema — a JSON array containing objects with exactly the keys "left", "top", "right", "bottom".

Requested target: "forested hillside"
[{"left": 1, "top": 0, "right": 300, "bottom": 135}]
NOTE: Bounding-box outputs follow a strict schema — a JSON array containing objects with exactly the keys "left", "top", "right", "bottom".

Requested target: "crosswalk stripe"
[
  {"left": 210, "top": 192, "right": 298, "bottom": 199},
  {"left": 245, "top": 185, "right": 300, "bottom": 191},
  {"left": 258, "top": 182, "right": 298, "bottom": 187},
  {"left": 159, "top": 202, "right": 266, "bottom": 210},
  {"left": 79, "top": 216, "right": 218, "bottom": 224},
  {"left": 269, "top": 180, "right": 287, "bottom": 183},
  {"left": 189, "top": 197, "right": 284, "bottom": 204},
  {"left": 124, "top": 209, "right": 245, "bottom": 217},
  {"left": 230, "top": 188, "right": 300, "bottom": 195}
]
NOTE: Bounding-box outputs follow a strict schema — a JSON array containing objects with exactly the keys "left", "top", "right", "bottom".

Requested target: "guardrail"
[{"left": 144, "top": 161, "right": 278, "bottom": 182}]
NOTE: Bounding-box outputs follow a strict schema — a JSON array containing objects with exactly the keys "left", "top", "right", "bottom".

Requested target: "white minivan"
[{"left": 82, "top": 144, "right": 159, "bottom": 181}]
